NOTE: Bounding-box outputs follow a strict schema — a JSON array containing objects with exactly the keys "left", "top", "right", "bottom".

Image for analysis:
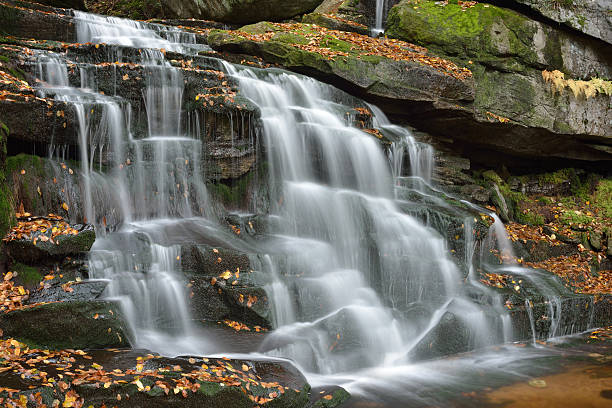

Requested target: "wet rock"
[
  {"left": 26, "top": 280, "right": 107, "bottom": 304},
  {"left": 161, "top": 0, "right": 323, "bottom": 24},
  {"left": 4, "top": 223, "right": 95, "bottom": 265},
  {"left": 0, "top": 0, "right": 75, "bottom": 42},
  {"left": 512, "top": 239, "right": 579, "bottom": 263},
  {"left": 0, "top": 300, "right": 130, "bottom": 349},
  {"left": 508, "top": 294, "right": 611, "bottom": 341},
  {"left": 308, "top": 386, "right": 351, "bottom": 408},
  {"left": 302, "top": 12, "right": 369, "bottom": 35},
  {"left": 409, "top": 311, "right": 472, "bottom": 360},
  {"left": 182, "top": 244, "right": 272, "bottom": 328},
  {"left": 490, "top": 184, "right": 510, "bottom": 223},
  {"left": 589, "top": 230, "right": 603, "bottom": 251}
]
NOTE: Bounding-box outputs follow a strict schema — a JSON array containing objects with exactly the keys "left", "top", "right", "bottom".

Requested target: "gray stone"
[
  {"left": 0, "top": 300, "right": 130, "bottom": 349},
  {"left": 161, "top": 0, "right": 324, "bottom": 24},
  {"left": 510, "top": 0, "right": 612, "bottom": 45}
]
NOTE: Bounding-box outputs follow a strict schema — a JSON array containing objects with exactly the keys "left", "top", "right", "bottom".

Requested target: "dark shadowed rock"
[
  {"left": 4, "top": 223, "right": 95, "bottom": 264},
  {"left": 161, "top": 0, "right": 323, "bottom": 24},
  {"left": 0, "top": 300, "right": 130, "bottom": 349}
]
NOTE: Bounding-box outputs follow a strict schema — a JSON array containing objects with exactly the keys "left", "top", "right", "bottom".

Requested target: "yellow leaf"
[{"left": 62, "top": 202, "right": 69, "bottom": 211}]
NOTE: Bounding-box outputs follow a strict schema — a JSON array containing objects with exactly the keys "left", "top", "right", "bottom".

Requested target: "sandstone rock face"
[
  {"left": 161, "top": 0, "right": 324, "bottom": 24},
  {"left": 207, "top": 22, "right": 475, "bottom": 113},
  {"left": 511, "top": 0, "right": 612, "bottom": 45},
  {"left": 386, "top": 0, "right": 612, "bottom": 164}
]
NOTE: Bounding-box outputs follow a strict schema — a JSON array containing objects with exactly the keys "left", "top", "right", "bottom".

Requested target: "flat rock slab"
[
  {"left": 0, "top": 346, "right": 314, "bottom": 407},
  {"left": 4, "top": 223, "right": 95, "bottom": 264},
  {"left": 0, "top": 300, "right": 129, "bottom": 349}
]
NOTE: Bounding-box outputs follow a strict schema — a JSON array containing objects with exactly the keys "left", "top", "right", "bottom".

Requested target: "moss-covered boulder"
[
  {"left": 0, "top": 300, "right": 130, "bottom": 349},
  {"left": 161, "top": 0, "right": 323, "bottom": 24},
  {"left": 207, "top": 22, "right": 474, "bottom": 111},
  {"left": 387, "top": 0, "right": 610, "bottom": 78},
  {"left": 384, "top": 0, "right": 612, "bottom": 165},
  {"left": 0, "top": 347, "right": 312, "bottom": 408}
]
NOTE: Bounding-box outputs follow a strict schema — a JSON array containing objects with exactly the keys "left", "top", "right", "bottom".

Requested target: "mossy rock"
[
  {"left": 5, "top": 224, "right": 95, "bottom": 265},
  {"left": 206, "top": 26, "right": 474, "bottom": 107},
  {"left": 0, "top": 300, "right": 130, "bottom": 349},
  {"left": 386, "top": 0, "right": 609, "bottom": 78}
]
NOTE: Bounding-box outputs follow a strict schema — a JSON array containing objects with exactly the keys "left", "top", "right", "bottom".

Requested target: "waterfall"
[
  {"left": 221, "top": 64, "right": 505, "bottom": 375},
  {"left": 373, "top": 0, "right": 388, "bottom": 35},
  {"left": 27, "top": 9, "right": 600, "bottom": 401},
  {"left": 33, "top": 12, "right": 215, "bottom": 353}
]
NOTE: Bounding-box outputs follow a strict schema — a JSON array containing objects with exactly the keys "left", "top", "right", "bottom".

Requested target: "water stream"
[{"left": 30, "top": 9, "right": 601, "bottom": 404}]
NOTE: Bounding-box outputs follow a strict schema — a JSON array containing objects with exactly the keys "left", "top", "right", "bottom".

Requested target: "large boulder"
[
  {"left": 4, "top": 221, "right": 95, "bottom": 264},
  {"left": 0, "top": 347, "right": 314, "bottom": 408},
  {"left": 207, "top": 22, "right": 475, "bottom": 111},
  {"left": 385, "top": 0, "right": 612, "bottom": 166},
  {"left": 0, "top": 300, "right": 130, "bottom": 349},
  {"left": 509, "top": 0, "right": 612, "bottom": 45},
  {"left": 161, "top": 0, "right": 324, "bottom": 24}
]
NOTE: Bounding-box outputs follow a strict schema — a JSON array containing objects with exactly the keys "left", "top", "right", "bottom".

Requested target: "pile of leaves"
[
  {"left": 505, "top": 222, "right": 564, "bottom": 246},
  {"left": 221, "top": 319, "right": 267, "bottom": 333},
  {"left": 2, "top": 212, "right": 79, "bottom": 246},
  {"left": 0, "top": 69, "right": 31, "bottom": 94},
  {"left": 479, "top": 272, "right": 511, "bottom": 289},
  {"left": 524, "top": 255, "right": 612, "bottom": 295},
  {"left": 227, "top": 23, "right": 472, "bottom": 80},
  {"left": 0, "top": 272, "right": 29, "bottom": 313}
]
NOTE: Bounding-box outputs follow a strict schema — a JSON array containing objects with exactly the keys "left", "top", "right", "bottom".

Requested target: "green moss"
[
  {"left": 593, "top": 179, "right": 612, "bottom": 218},
  {"left": 515, "top": 209, "right": 544, "bottom": 226},
  {"left": 559, "top": 210, "right": 593, "bottom": 226},
  {"left": 386, "top": 0, "right": 542, "bottom": 70},
  {"left": 321, "top": 35, "right": 355, "bottom": 53},
  {"left": 11, "top": 263, "right": 42, "bottom": 286},
  {"left": 6, "top": 153, "right": 44, "bottom": 175},
  {"left": 273, "top": 32, "right": 310, "bottom": 45},
  {"left": 240, "top": 21, "right": 278, "bottom": 35},
  {"left": 208, "top": 172, "right": 254, "bottom": 206},
  {"left": 482, "top": 169, "right": 504, "bottom": 185},
  {"left": 537, "top": 168, "right": 576, "bottom": 186}
]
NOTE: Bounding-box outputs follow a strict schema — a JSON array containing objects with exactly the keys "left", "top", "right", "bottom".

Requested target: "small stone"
[{"left": 528, "top": 379, "right": 547, "bottom": 388}]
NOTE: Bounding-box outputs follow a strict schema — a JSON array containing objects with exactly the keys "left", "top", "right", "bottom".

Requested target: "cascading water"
[
  {"left": 221, "top": 64, "right": 507, "bottom": 377},
  {"left": 34, "top": 12, "right": 215, "bottom": 353},
  {"left": 373, "top": 0, "right": 388, "bottom": 35},
  {"left": 30, "top": 9, "right": 603, "bottom": 404}
]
